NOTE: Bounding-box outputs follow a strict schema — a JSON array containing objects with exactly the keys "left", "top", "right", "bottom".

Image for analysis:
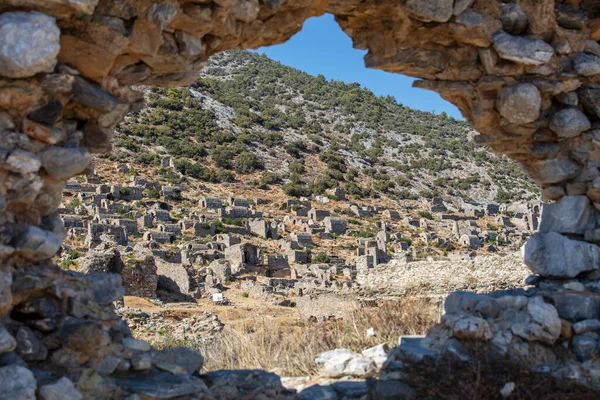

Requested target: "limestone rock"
[
  {"left": 529, "top": 159, "right": 581, "bottom": 184},
  {"left": 538, "top": 195, "right": 596, "bottom": 235},
  {"left": 571, "top": 335, "right": 598, "bottom": 360},
  {"left": 573, "top": 319, "right": 600, "bottom": 335},
  {"left": 0, "top": 325, "right": 16, "bottom": 353},
  {"left": 15, "top": 226, "right": 61, "bottom": 262},
  {"left": 0, "top": 365, "right": 36, "bottom": 400},
  {"left": 455, "top": 10, "right": 483, "bottom": 27},
  {"left": 315, "top": 348, "right": 378, "bottom": 378},
  {"left": 549, "top": 108, "right": 591, "bottom": 138},
  {"left": 442, "top": 313, "right": 492, "bottom": 341},
  {"left": 70, "top": 77, "right": 118, "bottom": 114},
  {"left": 578, "top": 85, "right": 600, "bottom": 119},
  {"left": 22, "top": 119, "right": 66, "bottom": 145},
  {"left": 0, "top": 12, "right": 60, "bottom": 78},
  {"left": 208, "top": 259, "right": 232, "bottom": 282},
  {"left": 556, "top": 4, "right": 587, "bottom": 30},
  {"left": 493, "top": 31, "right": 554, "bottom": 65},
  {"left": 511, "top": 297, "right": 561, "bottom": 345},
  {"left": 40, "top": 146, "right": 92, "bottom": 180},
  {"left": 405, "top": 0, "right": 454, "bottom": 23},
  {"left": 122, "top": 338, "right": 150, "bottom": 352},
  {"left": 453, "top": 0, "right": 474, "bottom": 16},
  {"left": 523, "top": 232, "right": 600, "bottom": 278},
  {"left": 38, "top": 377, "right": 82, "bottom": 400},
  {"left": 499, "top": 83, "right": 541, "bottom": 124},
  {"left": 5, "top": 150, "right": 41, "bottom": 174},
  {"left": 500, "top": 3, "right": 528, "bottom": 35},
  {"left": 574, "top": 53, "right": 600, "bottom": 77},
  {"left": 152, "top": 348, "right": 204, "bottom": 375},
  {"left": 116, "top": 370, "right": 208, "bottom": 399}
]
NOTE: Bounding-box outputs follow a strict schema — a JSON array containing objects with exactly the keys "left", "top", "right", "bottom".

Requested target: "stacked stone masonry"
[{"left": 2, "top": 0, "right": 600, "bottom": 398}]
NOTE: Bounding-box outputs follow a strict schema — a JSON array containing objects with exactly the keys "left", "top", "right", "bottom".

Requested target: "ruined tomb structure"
[{"left": 2, "top": 0, "right": 600, "bottom": 398}]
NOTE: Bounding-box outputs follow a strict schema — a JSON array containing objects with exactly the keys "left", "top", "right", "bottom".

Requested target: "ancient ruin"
[{"left": 2, "top": 0, "right": 600, "bottom": 398}]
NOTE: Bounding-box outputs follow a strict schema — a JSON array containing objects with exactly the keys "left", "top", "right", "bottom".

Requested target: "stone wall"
[{"left": 2, "top": 0, "right": 600, "bottom": 398}]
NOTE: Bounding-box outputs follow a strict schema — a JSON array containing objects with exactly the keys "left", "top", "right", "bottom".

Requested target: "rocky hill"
[{"left": 108, "top": 49, "right": 539, "bottom": 205}]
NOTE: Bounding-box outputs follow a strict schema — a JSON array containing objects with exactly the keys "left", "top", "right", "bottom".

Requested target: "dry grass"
[{"left": 158, "top": 298, "right": 441, "bottom": 376}]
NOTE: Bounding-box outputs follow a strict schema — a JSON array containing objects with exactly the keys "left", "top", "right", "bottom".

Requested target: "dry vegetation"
[{"left": 156, "top": 298, "right": 441, "bottom": 376}]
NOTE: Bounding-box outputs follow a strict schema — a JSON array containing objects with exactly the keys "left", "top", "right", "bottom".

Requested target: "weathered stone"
[
  {"left": 574, "top": 53, "right": 600, "bottom": 77},
  {"left": 299, "top": 385, "right": 337, "bottom": 400},
  {"left": 0, "top": 365, "right": 36, "bottom": 400},
  {"left": 0, "top": 325, "right": 16, "bottom": 354},
  {"left": 538, "top": 195, "right": 596, "bottom": 235},
  {"left": 573, "top": 319, "right": 600, "bottom": 335},
  {"left": 499, "top": 84, "right": 541, "bottom": 124},
  {"left": 571, "top": 334, "right": 598, "bottom": 360},
  {"left": 15, "top": 226, "right": 61, "bottom": 262},
  {"left": 453, "top": 0, "right": 474, "bottom": 16},
  {"left": 499, "top": 3, "right": 528, "bottom": 35},
  {"left": 455, "top": 10, "right": 483, "bottom": 27},
  {"left": 131, "top": 352, "right": 152, "bottom": 371},
  {"left": 493, "top": 31, "right": 554, "bottom": 65},
  {"left": 549, "top": 108, "right": 591, "bottom": 138},
  {"left": 5, "top": 150, "right": 41, "bottom": 174},
  {"left": 70, "top": 77, "right": 118, "bottom": 114},
  {"left": 28, "top": 100, "right": 63, "bottom": 126},
  {"left": 15, "top": 327, "right": 47, "bottom": 361},
  {"left": 523, "top": 232, "right": 600, "bottom": 278},
  {"left": 511, "top": 297, "right": 561, "bottom": 345},
  {"left": 152, "top": 348, "right": 203, "bottom": 375},
  {"left": 542, "top": 185, "right": 565, "bottom": 200},
  {"left": 38, "top": 377, "right": 82, "bottom": 400},
  {"left": 0, "top": 12, "right": 60, "bottom": 78},
  {"left": 22, "top": 119, "right": 66, "bottom": 145},
  {"left": 556, "top": 4, "right": 587, "bottom": 30},
  {"left": 122, "top": 337, "right": 150, "bottom": 352},
  {"left": 578, "top": 85, "right": 600, "bottom": 119},
  {"left": 40, "top": 146, "right": 92, "bottom": 180},
  {"left": 366, "top": 378, "right": 416, "bottom": 400},
  {"left": 405, "top": 0, "right": 454, "bottom": 23},
  {"left": 443, "top": 313, "right": 492, "bottom": 341},
  {"left": 529, "top": 159, "right": 581, "bottom": 184},
  {"left": 550, "top": 292, "right": 600, "bottom": 321},
  {"left": 315, "top": 348, "right": 378, "bottom": 378},
  {"left": 116, "top": 371, "right": 208, "bottom": 398}
]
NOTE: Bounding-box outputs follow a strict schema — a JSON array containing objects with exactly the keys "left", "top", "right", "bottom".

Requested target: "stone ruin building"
[{"left": 3, "top": 0, "right": 600, "bottom": 398}]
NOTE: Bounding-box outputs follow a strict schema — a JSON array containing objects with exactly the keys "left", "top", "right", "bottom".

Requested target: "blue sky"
[{"left": 256, "top": 14, "right": 462, "bottom": 119}]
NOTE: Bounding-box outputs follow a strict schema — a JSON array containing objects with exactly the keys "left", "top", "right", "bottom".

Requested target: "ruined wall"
[{"left": 1, "top": 0, "right": 600, "bottom": 398}]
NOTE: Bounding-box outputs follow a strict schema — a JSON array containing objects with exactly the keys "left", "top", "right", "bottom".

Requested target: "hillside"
[{"left": 105, "top": 49, "right": 538, "bottom": 205}]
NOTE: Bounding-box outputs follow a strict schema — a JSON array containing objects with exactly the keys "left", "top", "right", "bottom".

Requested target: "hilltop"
[{"left": 107, "top": 49, "right": 539, "bottom": 205}]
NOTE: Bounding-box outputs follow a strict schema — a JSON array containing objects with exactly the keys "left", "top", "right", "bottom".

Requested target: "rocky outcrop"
[{"left": 2, "top": 0, "right": 600, "bottom": 398}]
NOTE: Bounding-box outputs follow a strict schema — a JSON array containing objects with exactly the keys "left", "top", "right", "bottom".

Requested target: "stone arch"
[{"left": 2, "top": 0, "right": 600, "bottom": 397}]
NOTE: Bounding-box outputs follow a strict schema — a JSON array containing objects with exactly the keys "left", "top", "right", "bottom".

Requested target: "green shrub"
[{"left": 234, "top": 152, "right": 264, "bottom": 174}]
